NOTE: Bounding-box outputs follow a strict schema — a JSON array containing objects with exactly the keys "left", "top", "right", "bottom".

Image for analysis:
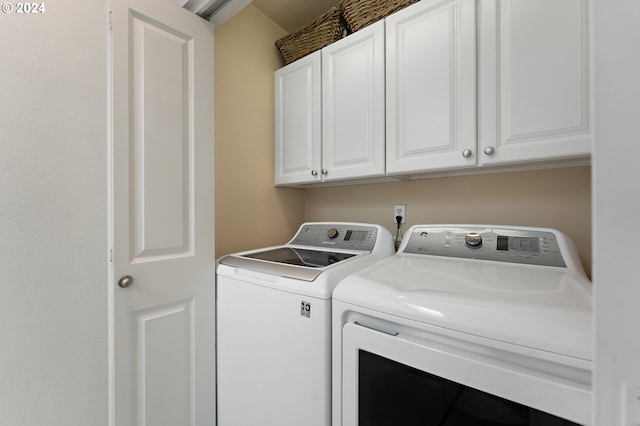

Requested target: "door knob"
[
  {"left": 118, "top": 275, "right": 134, "bottom": 289},
  {"left": 462, "top": 149, "right": 473, "bottom": 158}
]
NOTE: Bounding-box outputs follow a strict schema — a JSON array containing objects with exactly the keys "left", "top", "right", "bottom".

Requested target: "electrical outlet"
[{"left": 393, "top": 204, "right": 406, "bottom": 224}]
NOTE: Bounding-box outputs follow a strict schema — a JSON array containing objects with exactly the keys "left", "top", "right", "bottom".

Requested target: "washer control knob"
[
  {"left": 327, "top": 228, "right": 339, "bottom": 239},
  {"left": 464, "top": 233, "right": 483, "bottom": 248}
]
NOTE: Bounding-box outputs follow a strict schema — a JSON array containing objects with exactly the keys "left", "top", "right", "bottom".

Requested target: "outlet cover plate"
[{"left": 393, "top": 204, "right": 406, "bottom": 224}]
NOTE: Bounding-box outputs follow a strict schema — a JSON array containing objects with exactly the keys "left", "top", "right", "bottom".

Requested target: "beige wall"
[
  {"left": 215, "top": 5, "right": 306, "bottom": 257},
  {"left": 215, "top": 7, "right": 592, "bottom": 277},
  {"left": 306, "top": 166, "right": 591, "bottom": 276}
]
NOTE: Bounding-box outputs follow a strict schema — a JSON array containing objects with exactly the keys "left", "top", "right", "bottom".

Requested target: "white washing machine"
[
  {"left": 216, "top": 222, "right": 394, "bottom": 426},
  {"left": 332, "top": 225, "right": 592, "bottom": 426}
]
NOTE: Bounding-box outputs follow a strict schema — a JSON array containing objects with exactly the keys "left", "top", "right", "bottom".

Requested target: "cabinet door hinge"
[
  {"left": 108, "top": 10, "right": 112, "bottom": 31},
  {"left": 109, "top": 249, "right": 113, "bottom": 263}
]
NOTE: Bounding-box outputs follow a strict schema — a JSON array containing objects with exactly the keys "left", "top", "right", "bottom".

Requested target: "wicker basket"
[
  {"left": 340, "top": 0, "right": 419, "bottom": 33},
  {"left": 275, "top": 7, "right": 348, "bottom": 66}
]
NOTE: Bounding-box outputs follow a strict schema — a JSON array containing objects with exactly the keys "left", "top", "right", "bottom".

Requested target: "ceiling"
[{"left": 251, "top": 0, "right": 340, "bottom": 33}]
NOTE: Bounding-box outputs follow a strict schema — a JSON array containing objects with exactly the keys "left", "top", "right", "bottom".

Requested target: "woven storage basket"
[
  {"left": 340, "top": 0, "right": 419, "bottom": 32},
  {"left": 275, "top": 7, "right": 348, "bottom": 66}
]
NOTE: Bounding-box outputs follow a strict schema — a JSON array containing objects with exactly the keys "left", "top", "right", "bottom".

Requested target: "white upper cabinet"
[
  {"left": 386, "top": 0, "right": 477, "bottom": 174},
  {"left": 274, "top": 51, "right": 322, "bottom": 185},
  {"left": 322, "top": 20, "right": 385, "bottom": 182},
  {"left": 274, "top": 21, "right": 385, "bottom": 185},
  {"left": 275, "top": 0, "right": 592, "bottom": 185},
  {"left": 478, "top": 0, "right": 591, "bottom": 165}
]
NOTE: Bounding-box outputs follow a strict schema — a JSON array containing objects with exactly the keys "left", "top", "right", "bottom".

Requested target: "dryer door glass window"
[{"left": 358, "top": 350, "right": 581, "bottom": 426}]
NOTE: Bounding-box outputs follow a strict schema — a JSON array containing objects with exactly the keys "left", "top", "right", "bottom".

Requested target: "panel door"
[
  {"left": 110, "top": 0, "right": 215, "bottom": 424},
  {"left": 478, "top": 0, "right": 591, "bottom": 165},
  {"left": 274, "top": 51, "right": 322, "bottom": 185},
  {"left": 386, "top": 0, "right": 477, "bottom": 175},
  {"left": 322, "top": 20, "right": 385, "bottom": 182}
]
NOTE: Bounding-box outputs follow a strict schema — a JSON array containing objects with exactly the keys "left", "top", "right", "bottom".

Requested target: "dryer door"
[{"left": 341, "top": 322, "right": 590, "bottom": 425}]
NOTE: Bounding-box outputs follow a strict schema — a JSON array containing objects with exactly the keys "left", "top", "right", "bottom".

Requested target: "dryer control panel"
[{"left": 402, "top": 226, "right": 567, "bottom": 267}]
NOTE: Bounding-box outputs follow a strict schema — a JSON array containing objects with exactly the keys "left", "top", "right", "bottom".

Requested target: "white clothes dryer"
[
  {"left": 216, "top": 222, "right": 394, "bottom": 426},
  {"left": 332, "top": 225, "right": 592, "bottom": 426}
]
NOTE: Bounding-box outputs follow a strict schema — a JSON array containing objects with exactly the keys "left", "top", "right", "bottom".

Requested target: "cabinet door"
[
  {"left": 478, "top": 0, "right": 591, "bottom": 165},
  {"left": 274, "top": 51, "right": 322, "bottom": 185},
  {"left": 386, "top": 0, "right": 476, "bottom": 174},
  {"left": 322, "top": 20, "right": 385, "bottom": 182}
]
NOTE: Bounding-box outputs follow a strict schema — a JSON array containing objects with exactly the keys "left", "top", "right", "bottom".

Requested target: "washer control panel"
[
  {"left": 289, "top": 223, "right": 379, "bottom": 252},
  {"left": 403, "top": 226, "right": 567, "bottom": 267}
]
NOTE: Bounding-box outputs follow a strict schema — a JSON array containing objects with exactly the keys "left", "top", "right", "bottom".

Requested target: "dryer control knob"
[
  {"left": 327, "top": 228, "right": 339, "bottom": 239},
  {"left": 464, "top": 233, "right": 483, "bottom": 248}
]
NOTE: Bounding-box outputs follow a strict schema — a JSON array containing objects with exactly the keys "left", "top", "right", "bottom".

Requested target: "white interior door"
[{"left": 110, "top": 0, "right": 215, "bottom": 424}]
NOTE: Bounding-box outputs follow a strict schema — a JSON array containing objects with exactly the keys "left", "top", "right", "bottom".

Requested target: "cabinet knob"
[
  {"left": 321, "top": 168, "right": 328, "bottom": 175},
  {"left": 484, "top": 146, "right": 496, "bottom": 156},
  {"left": 311, "top": 169, "right": 318, "bottom": 176},
  {"left": 462, "top": 149, "right": 473, "bottom": 159}
]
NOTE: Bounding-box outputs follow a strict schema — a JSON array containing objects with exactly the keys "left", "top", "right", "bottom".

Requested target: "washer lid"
[
  {"left": 333, "top": 254, "right": 593, "bottom": 362},
  {"left": 218, "top": 222, "right": 395, "bottom": 282},
  {"left": 219, "top": 247, "right": 358, "bottom": 281}
]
